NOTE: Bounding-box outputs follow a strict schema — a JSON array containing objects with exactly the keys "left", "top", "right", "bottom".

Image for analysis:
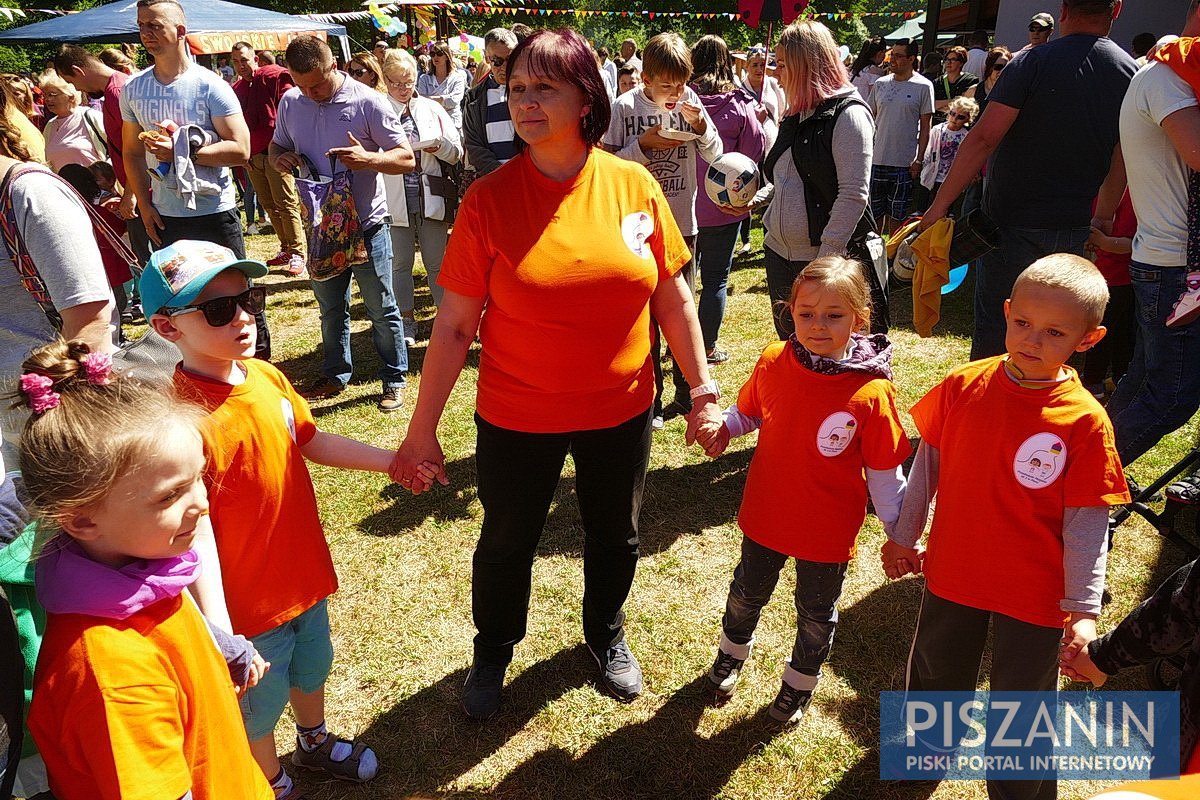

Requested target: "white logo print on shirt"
[
  {"left": 816, "top": 412, "right": 858, "bottom": 457},
  {"left": 281, "top": 398, "right": 297, "bottom": 443},
  {"left": 1013, "top": 433, "right": 1066, "bottom": 489},
  {"left": 621, "top": 212, "right": 654, "bottom": 258}
]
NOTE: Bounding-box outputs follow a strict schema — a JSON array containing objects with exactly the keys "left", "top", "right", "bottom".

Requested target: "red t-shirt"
[
  {"left": 174, "top": 359, "right": 337, "bottom": 638},
  {"left": 438, "top": 149, "right": 691, "bottom": 433},
  {"left": 235, "top": 65, "right": 294, "bottom": 156},
  {"left": 911, "top": 357, "right": 1128, "bottom": 628},
  {"left": 735, "top": 342, "right": 911, "bottom": 562},
  {"left": 1092, "top": 191, "right": 1136, "bottom": 287},
  {"left": 102, "top": 71, "right": 128, "bottom": 186}
]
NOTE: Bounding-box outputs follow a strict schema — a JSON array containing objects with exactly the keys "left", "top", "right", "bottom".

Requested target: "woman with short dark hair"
[{"left": 393, "top": 28, "right": 720, "bottom": 721}]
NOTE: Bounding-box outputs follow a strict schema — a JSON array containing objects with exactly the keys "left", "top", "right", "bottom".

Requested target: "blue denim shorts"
[{"left": 239, "top": 598, "right": 334, "bottom": 740}]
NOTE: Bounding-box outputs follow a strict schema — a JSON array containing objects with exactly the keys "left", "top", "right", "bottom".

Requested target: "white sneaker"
[
  {"left": 738, "top": 241, "right": 752, "bottom": 256},
  {"left": 707, "top": 635, "right": 752, "bottom": 702},
  {"left": 402, "top": 318, "right": 418, "bottom": 347},
  {"left": 1167, "top": 271, "right": 1200, "bottom": 328},
  {"left": 246, "top": 222, "right": 259, "bottom": 236},
  {"left": 286, "top": 253, "right": 306, "bottom": 277},
  {"left": 651, "top": 415, "right": 664, "bottom": 430}
]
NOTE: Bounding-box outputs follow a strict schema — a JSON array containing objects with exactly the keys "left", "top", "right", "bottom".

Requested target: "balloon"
[
  {"left": 941, "top": 264, "right": 969, "bottom": 295},
  {"left": 396, "top": 21, "right": 407, "bottom": 33},
  {"left": 460, "top": 33, "right": 469, "bottom": 42}
]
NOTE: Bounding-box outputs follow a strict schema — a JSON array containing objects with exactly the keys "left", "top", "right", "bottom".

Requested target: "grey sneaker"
[
  {"left": 707, "top": 649, "right": 746, "bottom": 702},
  {"left": 402, "top": 318, "right": 418, "bottom": 346},
  {"left": 589, "top": 639, "right": 643, "bottom": 702},
  {"left": 767, "top": 681, "right": 813, "bottom": 728},
  {"left": 462, "top": 660, "right": 508, "bottom": 720},
  {"left": 378, "top": 387, "right": 403, "bottom": 413}
]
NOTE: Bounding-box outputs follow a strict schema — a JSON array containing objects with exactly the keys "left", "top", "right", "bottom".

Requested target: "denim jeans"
[
  {"left": 390, "top": 214, "right": 450, "bottom": 313},
  {"left": 695, "top": 220, "right": 742, "bottom": 351},
  {"left": 721, "top": 535, "right": 848, "bottom": 677},
  {"left": 308, "top": 223, "right": 408, "bottom": 389},
  {"left": 157, "top": 208, "right": 271, "bottom": 361},
  {"left": 1109, "top": 263, "right": 1200, "bottom": 465},
  {"left": 972, "top": 225, "right": 1090, "bottom": 360},
  {"left": 763, "top": 246, "right": 811, "bottom": 339},
  {"left": 472, "top": 408, "right": 652, "bottom": 665}
]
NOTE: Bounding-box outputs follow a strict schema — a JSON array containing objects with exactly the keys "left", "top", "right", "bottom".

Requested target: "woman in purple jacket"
[{"left": 691, "top": 35, "right": 766, "bottom": 364}]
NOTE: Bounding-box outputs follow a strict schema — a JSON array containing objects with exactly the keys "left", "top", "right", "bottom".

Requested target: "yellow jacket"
[{"left": 911, "top": 218, "right": 955, "bottom": 337}]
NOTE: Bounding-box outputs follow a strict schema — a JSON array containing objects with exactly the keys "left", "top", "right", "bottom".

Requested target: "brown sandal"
[{"left": 291, "top": 735, "right": 376, "bottom": 782}]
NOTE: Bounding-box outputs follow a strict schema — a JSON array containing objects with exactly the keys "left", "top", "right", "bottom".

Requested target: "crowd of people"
[{"left": 3, "top": 0, "right": 1200, "bottom": 798}]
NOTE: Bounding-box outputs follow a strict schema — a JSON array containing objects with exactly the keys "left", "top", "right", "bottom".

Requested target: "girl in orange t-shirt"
[
  {"left": 14, "top": 340, "right": 273, "bottom": 800},
  {"left": 698, "top": 256, "right": 911, "bottom": 728}
]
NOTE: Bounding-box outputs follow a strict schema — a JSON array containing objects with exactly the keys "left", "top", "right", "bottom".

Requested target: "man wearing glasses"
[
  {"left": 230, "top": 42, "right": 307, "bottom": 278},
  {"left": 1026, "top": 13, "right": 1055, "bottom": 49},
  {"left": 270, "top": 35, "right": 416, "bottom": 413},
  {"left": 463, "top": 27, "right": 519, "bottom": 177}
]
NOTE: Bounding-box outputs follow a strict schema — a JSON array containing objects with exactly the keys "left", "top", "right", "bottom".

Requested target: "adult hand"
[
  {"left": 701, "top": 424, "right": 730, "bottom": 458},
  {"left": 881, "top": 539, "right": 924, "bottom": 579},
  {"left": 1090, "top": 215, "right": 1114, "bottom": 237},
  {"left": 328, "top": 132, "right": 376, "bottom": 171},
  {"left": 422, "top": 140, "right": 442, "bottom": 154},
  {"left": 391, "top": 430, "right": 448, "bottom": 495},
  {"left": 638, "top": 126, "right": 677, "bottom": 153},
  {"left": 909, "top": 158, "right": 923, "bottom": 179},
  {"left": 685, "top": 400, "right": 722, "bottom": 447},
  {"left": 272, "top": 150, "right": 304, "bottom": 175},
  {"left": 140, "top": 203, "right": 165, "bottom": 246},
  {"left": 144, "top": 133, "right": 173, "bottom": 164}
]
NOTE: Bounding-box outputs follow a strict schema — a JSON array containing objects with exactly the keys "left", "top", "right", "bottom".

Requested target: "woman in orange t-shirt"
[{"left": 392, "top": 29, "right": 719, "bottom": 720}]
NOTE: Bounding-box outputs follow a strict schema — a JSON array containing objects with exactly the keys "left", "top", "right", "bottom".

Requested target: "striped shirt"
[{"left": 485, "top": 83, "right": 517, "bottom": 165}]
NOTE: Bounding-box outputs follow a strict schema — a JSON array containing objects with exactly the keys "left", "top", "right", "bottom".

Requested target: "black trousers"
[
  {"left": 471, "top": 408, "right": 652, "bottom": 665},
  {"left": 907, "top": 588, "right": 1061, "bottom": 800},
  {"left": 764, "top": 245, "right": 811, "bottom": 340},
  {"left": 1082, "top": 283, "right": 1136, "bottom": 389},
  {"left": 156, "top": 208, "right": 271, "bottom": 360}
]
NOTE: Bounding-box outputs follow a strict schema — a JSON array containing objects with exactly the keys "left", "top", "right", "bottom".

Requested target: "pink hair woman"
[{"left": 392, "top": 28, "right": 720, "bottom": 721}]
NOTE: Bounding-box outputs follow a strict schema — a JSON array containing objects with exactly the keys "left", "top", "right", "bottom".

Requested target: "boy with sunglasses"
[{"left": 141, "top": 239, "right": 419, "bottom": 797}]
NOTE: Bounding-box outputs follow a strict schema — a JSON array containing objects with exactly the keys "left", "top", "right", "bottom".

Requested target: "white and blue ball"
[{"left": 704, "top": 152, "right": 760, "bottom": 208}]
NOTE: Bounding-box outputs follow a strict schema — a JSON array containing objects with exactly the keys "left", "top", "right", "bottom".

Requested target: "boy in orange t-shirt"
[
  {"left": 882, "top": 255, "right": 1129, "bottom": 800},
  {"left": 140, "top": 240, "right": 430, "bottom": 799}
]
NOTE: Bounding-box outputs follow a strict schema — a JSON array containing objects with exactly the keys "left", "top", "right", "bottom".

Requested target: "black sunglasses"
[
  {"left": 949, "top": 111, "right": 970, "bottom": 121},
  {"left": 488, "top": 56, "right": 506, "bottom": 68},
  {"left": 168, "top": 286, "right": 266, "bottom": 327},
  {"left": 350, "top": 67, "right": 371, "bottom": 78},
  {"left": 993, "top": 62, "right": 1007, "bottom": 72},
  {"left": 1029, "top": 25, "right": 1049, "bottom": 33}
]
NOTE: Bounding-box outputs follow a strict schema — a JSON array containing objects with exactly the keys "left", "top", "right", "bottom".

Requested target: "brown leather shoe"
[{"left": 300, "top": 378, "right": 345, "bottom": 400}]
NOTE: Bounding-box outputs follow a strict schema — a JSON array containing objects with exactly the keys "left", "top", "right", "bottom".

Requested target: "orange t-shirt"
[
  {"left": 911, "top": 356, "right": 1128, "bottom": 628},
  {"left": 1087, "top": 775, "right": 1200, "bottom": 797},
  {"left": 175, "top": 359, "right": 337, "bottom": 638},
  {"left": 736, "top": 342, "right": 911, "bottom": 562},
  {"left": 438, "top": 148, "right": 691, "bottom": 433},
  {"left": 29, "top": 594, "right": 274, "bottom": 800}
]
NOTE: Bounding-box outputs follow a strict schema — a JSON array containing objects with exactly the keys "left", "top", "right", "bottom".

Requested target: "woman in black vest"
[{"left": 730, "top": 19, "right": 878, "bottom": 338}]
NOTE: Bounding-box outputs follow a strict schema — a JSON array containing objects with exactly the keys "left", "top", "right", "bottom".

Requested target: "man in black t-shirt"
[{"left": 921, "top": 0, "right": 1135, "bottom": 360}]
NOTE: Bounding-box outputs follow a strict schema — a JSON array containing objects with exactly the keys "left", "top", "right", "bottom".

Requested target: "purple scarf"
[
  {"left": 36, "top": 540, "right": 201, "bottom": 620},
  {"left": 787, "top": 332, "right": 895, "bottom": 380}
]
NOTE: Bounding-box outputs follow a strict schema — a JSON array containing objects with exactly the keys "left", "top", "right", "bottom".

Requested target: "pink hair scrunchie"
[
  {"left": 19, "top": 373, "right": 60, "bottom": 415},
  {"left": 80, "top": 351, "right": 113, "bottom": 385}
]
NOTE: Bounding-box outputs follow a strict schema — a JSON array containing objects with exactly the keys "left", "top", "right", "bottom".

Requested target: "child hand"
[
  {"left": 702, "top": 424, "right": 731, "bottom": 458},
  {"left": 881, "top": 539, "right": 923, "bottom": 579},
  {"left": 414, "top": 460, "right": 440, "bottom": 491},
  {"left": 238, "top": 653, "right": 270, "bottom": 699},
  {"left": 1086, "top": 227, "right": 1113, "bottom": 254},
  {"left": 1059, "top": 643, "right": 1108, "bottom": 686},
  {"left": 680, "top": 101, "right": 705, "bottom": 132},
  {"left": 638, "top": 125, "right": 677, "bottom": 152},
  {"left": 1060, "top": 613, "right": 1098, "bottom": 663}
]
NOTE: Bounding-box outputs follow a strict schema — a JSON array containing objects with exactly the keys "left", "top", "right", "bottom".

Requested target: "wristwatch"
[{"left": 689, "top": 380, "right": 722, "bottom": 402}]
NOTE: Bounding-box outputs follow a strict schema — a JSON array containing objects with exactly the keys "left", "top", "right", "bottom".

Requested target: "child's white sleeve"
[
  {"left": 722, "top": 404, "right": 762, "bottom": 438},
  {"left": 1061, "top": 506, "right": 1111, "bottom": 616},
  {"left": 867, "top": 465, "right": 908, "bottom": 538},
  {"left": 891, "top": 440, "right": 939, "bottom": 548}
]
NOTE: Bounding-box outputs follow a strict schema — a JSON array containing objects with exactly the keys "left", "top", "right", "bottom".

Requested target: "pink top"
[{"left": 43, "top": 108, "right": 105, "bottom": 172}]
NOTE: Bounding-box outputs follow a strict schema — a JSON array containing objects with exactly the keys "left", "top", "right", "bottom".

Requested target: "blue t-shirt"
[
  {"left": 983, "top": 34, "right": 1135, "bottom": 229},
  {"left": 119, "top": 64, "right": 241, "bottom": 218}
]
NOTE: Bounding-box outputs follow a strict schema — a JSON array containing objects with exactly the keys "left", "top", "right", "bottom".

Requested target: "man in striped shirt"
[{"left": 463, "top": 27, "right": 518, "bottom": 176}]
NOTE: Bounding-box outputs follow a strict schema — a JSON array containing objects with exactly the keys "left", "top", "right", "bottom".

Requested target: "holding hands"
[
  {"left": 881, "top": 539, "right": 924, "bottom": 580},
  {"left": 390, "top": 430, "right": 450, "bottom": 495},
  {"left": 1059, "top": 614, "right": 1107, "bottom": 685}
]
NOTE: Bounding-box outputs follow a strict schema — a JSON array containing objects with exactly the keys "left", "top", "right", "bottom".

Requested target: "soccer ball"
[{"left": 705, "top": 152, "right": 760, "bottom": 208}]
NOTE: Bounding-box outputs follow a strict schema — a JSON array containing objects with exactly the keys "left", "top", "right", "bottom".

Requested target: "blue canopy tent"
[{"left": 0, "top": 0, "right": 350, "bottom": 58}]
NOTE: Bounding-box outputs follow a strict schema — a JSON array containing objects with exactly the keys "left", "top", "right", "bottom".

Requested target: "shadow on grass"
[
  {"left": 361, "top": 455, "right": 481, "bottom": 530},
  {"left": 821, "top": 576, "right": 937, "bottom": 800},
  {"left": 488, "top": 676, "right": 781, "bottom": 799}
]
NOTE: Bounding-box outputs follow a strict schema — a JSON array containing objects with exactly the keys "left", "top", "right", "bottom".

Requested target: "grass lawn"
[{"left": 239, "top": 226, "right": 1197, "bottom": 800}]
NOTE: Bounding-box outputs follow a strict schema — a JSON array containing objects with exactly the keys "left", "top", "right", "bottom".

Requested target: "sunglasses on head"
[
  {"left": 350, "top": 67, "right": 370, "bottom": 78},
  {"left": 167, "top": 286, "right": 266, "bottom": 327}
]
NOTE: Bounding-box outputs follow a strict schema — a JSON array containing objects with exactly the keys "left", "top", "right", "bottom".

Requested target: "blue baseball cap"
[{"left": 139, "top": 240, "right": 268, "bottom": 317}]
